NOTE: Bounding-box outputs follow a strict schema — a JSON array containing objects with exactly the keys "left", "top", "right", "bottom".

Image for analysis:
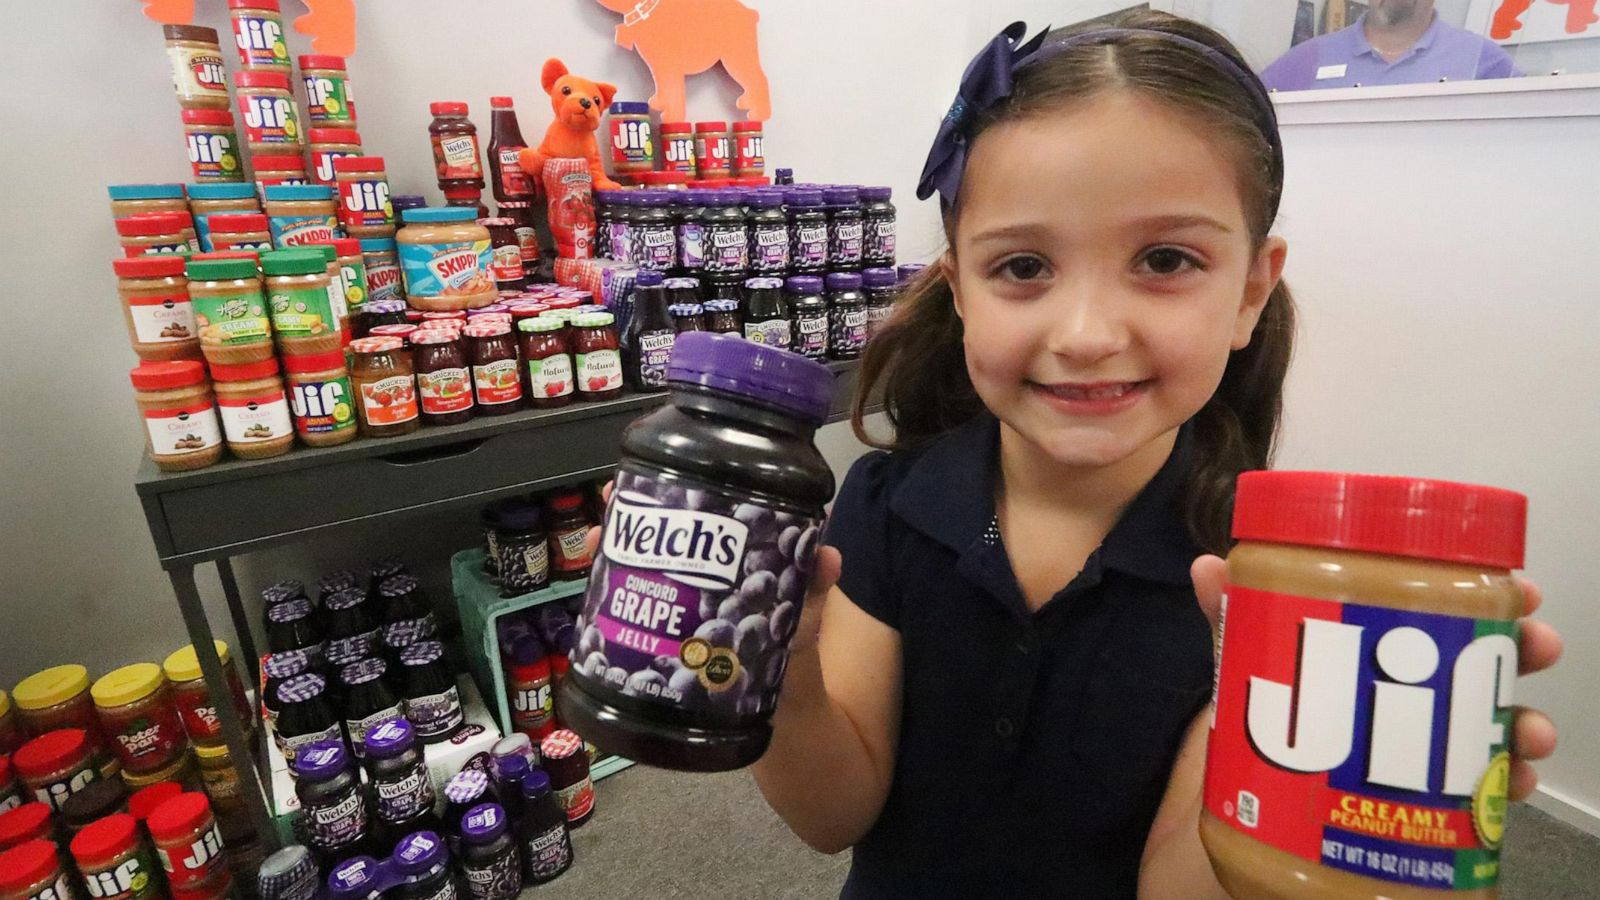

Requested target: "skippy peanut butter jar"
[{"left": 1202, "top": 471, "right": 1527, "bottom": 898}]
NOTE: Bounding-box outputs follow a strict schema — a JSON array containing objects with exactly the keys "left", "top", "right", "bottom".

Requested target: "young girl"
[{"left": 745, "top": 10, "right": 1562, "bottom": 899}]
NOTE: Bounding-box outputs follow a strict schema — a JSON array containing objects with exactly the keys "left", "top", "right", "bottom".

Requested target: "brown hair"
[{"left": 853, "top": 10, "right": 1296, "bottom": 556}]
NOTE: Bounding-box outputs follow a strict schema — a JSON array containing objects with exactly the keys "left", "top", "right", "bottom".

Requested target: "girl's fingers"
[
  {"left": 1190, "top": 554, "right": 1227, "bottom": 634},
  {"left": 1509, "top": 760, "right": 1540, "bottom": 802},
  {"left": 1515, "top": 577, "right": 1542, "bottom": 616},
  {"left": 1513, "top": 707, "right": 1557, "bottom": 762},
  {"left": 584, "top": 481, "right": 616, "bottom": 559},
  {"left": 790, "top": 546, "right": 841, "bottom": 653},
  {"left": 1518, "top": 618, "right": 1563, "bottom": 675}
]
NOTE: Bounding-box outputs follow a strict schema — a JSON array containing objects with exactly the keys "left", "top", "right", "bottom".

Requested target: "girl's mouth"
[{"left": 1029, "top": 379, "right": 1152, "bottom": 415}]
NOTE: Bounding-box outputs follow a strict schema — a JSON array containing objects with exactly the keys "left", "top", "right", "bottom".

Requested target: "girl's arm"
[{"left": 752, "top": 546, "right": 904, "bottom": 854}]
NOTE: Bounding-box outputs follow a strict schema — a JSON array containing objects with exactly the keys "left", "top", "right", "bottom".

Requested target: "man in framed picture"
[{"left": 1261, "top": 0, "right": 1519, "bottom": 90}]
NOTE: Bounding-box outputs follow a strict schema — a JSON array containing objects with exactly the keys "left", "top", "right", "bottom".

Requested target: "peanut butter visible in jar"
[
  {"left": 187, "top": 253, "right": 274, "bottom": 366},
  {"left": 130, "top": 361, "right": 225, "bottom": 472},
  {"left": 164, "top": 25, "right": 229, "bottom": 110},
  {"left": 211, "top": 358, "right": 295, "bottom": 459},
  {"left": 1202, "top": 472, "right": 1526, "bottom": 900},
  {"left": 109, "top": 184, "right": 189, "bottom": 222},
  {"left": 114, "top": 256, "right": 201, "bottom": 362},
  {"left": 263, "top": 248, "right": 341, "bottom": 356}
]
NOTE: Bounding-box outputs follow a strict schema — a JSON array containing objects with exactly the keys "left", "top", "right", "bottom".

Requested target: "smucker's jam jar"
[
  {"left": 557, "top": 333, "right": 834, "bottom": 770},
  {"left": 465, "top": 321, "right": 523, "bottom": 414},
  {"left": 412, "top": 330, "right": 475, "bottom": 427},
  {"left": 1202, "top": 472, "right": 1527, "bottom": 900}
]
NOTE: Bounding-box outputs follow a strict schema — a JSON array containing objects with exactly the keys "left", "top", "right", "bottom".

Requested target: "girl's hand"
[{"left": 1189, "top": 555, "right": 1563, "bottom": 799}]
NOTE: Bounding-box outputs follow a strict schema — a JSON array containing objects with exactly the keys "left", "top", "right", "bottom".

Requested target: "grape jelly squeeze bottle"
[{"left": 556, "top": 332, "right": 835, "bottom": 771}]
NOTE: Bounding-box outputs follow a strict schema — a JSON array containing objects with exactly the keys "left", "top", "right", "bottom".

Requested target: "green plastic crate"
[{"left": 449, "top": 548, "right": 633, "bottom": 781}]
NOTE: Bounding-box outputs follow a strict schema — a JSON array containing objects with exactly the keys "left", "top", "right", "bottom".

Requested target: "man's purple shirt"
[{"left": 1262, "top": 13, "right": 1519, "bottom": 91}]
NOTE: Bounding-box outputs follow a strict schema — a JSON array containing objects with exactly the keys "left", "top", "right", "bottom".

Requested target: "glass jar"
[
  {"left": 429, "top": 102, "right": 486, "bottom": 190},
  {"left": 412, "top": 330, "right": 476, "bottom": 427},
  {"left": 260, "top": 651, "right": 309, "bottom": 733},
  {"left": 669, "top": 302, "right": 706, "bottom": 335},
  {"left": 300, "top": 54, "right": 356, "bottom": 126},
  {"left": 163, "top": 640, "right": 253, "bottom": 749},
  {"left": 274, "top": 675, "right": 346, "bottom": 769},
  {"left": 231, "top": 0, "right": 291, "bottom": 72},
  {"left": 570, "top": 312, "right": 623, "bottom": 401},
  {"left": 397, "top": 207, "right": 497, "bottom": 310},
  {"left": 824, "top": 187, "right": 864, "bottom": 271},
  {"left": 378, "top": 575, "right": 440, "bottom": 659},
  {"left": 186, "top": 254, "right": 273, "bottom": 366},
  {"left": 349, "top": 336, "right": 420, "bottom": 437},
  {"left": 233, "top": 70, "right": 304, "bottom": 157},
  {"left": 517, "top": 318, "right": 574, "bottom": 409},
  {"left": 210, "top": 357, "right": 294, "bottom": 458},
  {"left": 693, "top": 121, "right": 731, "bottom": 179},
  {"left": 464, "top": 321, "right": 523, "bottom": 414},
  {"left": 742, "top": 276, "right": 791, "bottom": 349},
  {"left": 397, "top": 645, "right": 463, "bottom": 745},
  {"left": 731, "top": 121, "right": 764, "bottom": 177},
  {"left": 91, "top": 666, "right": 186, "bottom": 776},
  {"left": 785, "top": 275, "right": 828, "bottom": 361},
  {"left": 283, "top": 350, "right": 358, "bottom": 446},
  {"left": 659, "top": 121, "right": 696, "bottom": 174},
  {"left": 340, "top": 660, "right": 405, "bottom": 759},
  {"left": 70, "top": 814, "right": 161, "bottom": 900},
  {"left": 494, "top": 501, "right": 549, "bottom": 597},
  {"left": 538, "top": 730, "right": 594, "bottom": 828},
  {"left": 544, "top": 491, "right": 594, "bottom": 582},
  {"left": 607, "top": 101, "right": 655, "bottom": 176},
  {"left": 702, "top": 298, "right": 742, "bottom": 337},
  {"left": 206, "top": 213, "right": 273, "bottom": 252},
  {"left": 116, "top": 212, "right": 195, "bottom": 258},
  {"left": 860, "top": 186, "right": 897, "bottom": 268},
  {"left": 130, "top": 361, "right": 224, "bottom": 472},
  {"left": 13, "top": 730, "right": 98, "bottom": 812},
  {"left": 323, "top": 593, "right": 379, "bottom": 672},
  {"left": 825, "top": 271, "right": 868, "bottom": 360},
  {"left": 165, "top": 24, "right": 229, "bottom": 110},
  {"left": 264, "top": 184, "right": 340, "bottom": 249},
  {"left": 114, "top": 256, "right": 201, "bottom": 362},
  {"left": 498, "top": 201, "right": 541, "bottom": 277},
  {"left": 263, "top": 248, "right": 341, "bottom": 355},
  {"left": 360, "top": 238, "right": 404, "bottom": 306},
  {"left": 181, "top": 109, "right": 245, "bottom": 183},
  {"left": 334, "top": 157, "right": 394, "bottom": 239},
  {"left": 480, "top": 217, "right": 527, "bottom": 294}
]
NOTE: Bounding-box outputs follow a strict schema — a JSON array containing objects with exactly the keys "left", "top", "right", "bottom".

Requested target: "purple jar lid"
[
  {"left": 703, "top": 299, "right": 738, "bottom": 313},
  {"left": 392, "top": 831, "right": 447, "bottom": 874},
  {"left": 507, "top": 635, "right": 546, "bottom": 666},
  {"left": 467, "top": 303, "right": 510, "bottom": 316},
  {"left": 324, "top": 588, "right": 365, "bottom": 611},
  {"left": 826, "top": 272, "right": 863, "bottom": 292},
  {"left": 379, "top": 574, "right": 418, "bottom": 598},
  {"left": 861, "top": 267, "right": 897, "bottom": 288},
  {"left": 860, "top": 186, "right": 892, "bottom": 202},
  {"left": 263, "top": 649, "right": 310, "bottom": 679},
  {"left": 823, "top": 187, "right": 860, "bottom": 205},
  {"left": 710, "top": 189, "right": 743, "bottom": 207},
  {"left": 276, "top": 673, "right": 326, "bottom": 704},
  {"left": 318, "top": 570, "right": 357, "bottom": 595},
  {"left": 896, "top": 263, "right": 927, "bottom": 283},
  {"left": 495, "top": 753, "right": 529, "bottom": 783},
  {"left": 609, "top": 100, "right": 650, "bottom": 115},
  {"left": 775, "top": 167, "right": 794, "bottom": 179},
  {"left": 636, "top": 269, "right": 664, "bottom": 287},
  {"left": 521, "top": 768, "right": 553, "bottom": 797},
  {"left": 340, "top": 658, "right": 386, "bottom": 686},
  {"left": 636, "top": 190, "right": 668, "bottom": 207},
  {"left": 784, "top": 189, "right": 823, "bottom": 207},
  {"left": 496, "top": 499, "right": 543, "bottom": 532},
  {"left": 391, "top": 194, "right": 427, "bottom": 211},
  {"left": 444, "top": 769, "right": 490, "bottom": 804},
  {"left": 364, "top": 300, "right": 407, "bottom": 315},
  {"left": 743, "top": 277, "right": 783, "bottom": 291},
  {"left": 364, "top": 718, "right": 415, "bottom": 758},
  {"left": 784, "top": 275, "right": 823, "bottom": 294},
  {"left": 667, "top": 332, "right": 833, "bottom": 425},
  {"left": 594, "top": 189, "right": 623, "bottom": 204},
  {"left": 399, "top": 640, "right": 445, "bottom": 667},
  {"left": 459, "top": 803, "right": 507, "bottom": 843},
  {"left": 327, "top": 856, "right": 381, "bottom": 900},
  {"left": 293, "top": 741, "right": 349, "bottom": 780},
  {"left": 746, "top": 191, "right": 782, "bottom": 208},
  {"left": 267, "top": 597, "right": 312, "bottom": 623},
  {"left": 668, "top": 303, "right": 704, "bottom": 317}
]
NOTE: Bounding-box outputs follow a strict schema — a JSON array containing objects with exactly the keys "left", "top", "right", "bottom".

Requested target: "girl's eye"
[
  {"left": 1139, "top": 247, "right": 1203, "bottom": 276},
  {"left": 996, "top": 255, "right": 1049, "bottom": 281}
]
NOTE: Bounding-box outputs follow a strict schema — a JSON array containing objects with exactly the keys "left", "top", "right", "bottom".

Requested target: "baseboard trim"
[{"left": 1527, "top": 785, "right": 1600, "bottom": 839}]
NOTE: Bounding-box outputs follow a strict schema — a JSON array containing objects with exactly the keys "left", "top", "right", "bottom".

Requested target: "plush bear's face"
[{"left": 541, "top": 59, "right": 617, "bottom": 132}]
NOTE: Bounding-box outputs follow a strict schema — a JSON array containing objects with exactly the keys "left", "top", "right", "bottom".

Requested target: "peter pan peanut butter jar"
[{"left": 1202, "top": 472, "right": 1526, "bottom": 899}]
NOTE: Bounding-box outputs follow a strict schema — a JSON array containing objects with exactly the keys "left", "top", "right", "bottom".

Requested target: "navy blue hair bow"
[{"left": 916, "top": 23, "right": 1284, "bottom": 220}]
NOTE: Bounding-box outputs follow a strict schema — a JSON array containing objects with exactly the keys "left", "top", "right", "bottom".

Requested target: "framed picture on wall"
[{"left": 1292, "top": 0, "right": 1316, "bottom": 46}]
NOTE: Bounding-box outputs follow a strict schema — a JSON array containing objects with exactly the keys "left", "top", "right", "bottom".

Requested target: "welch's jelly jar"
[{"left": 557, "top": 332, "right": 835, "bottom": 771}]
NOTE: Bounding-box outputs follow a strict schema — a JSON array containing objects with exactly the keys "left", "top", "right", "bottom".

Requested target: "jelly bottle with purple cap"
[
  {"left": 824, "top": 271, "right": 868, "bottom": 361},
  {"left": 785, "top": 275, "right": 828, "bottom": 361},
  {"left": 364, "top": 719, "right": 440, "bottom": 856},
  {"left": 860, "top": 267, "right": 898, "bottom": 340},
  {"left": 859, "top": 186, "right": 897, "bottom": 268},
  {"left": 458, "top": 803, "right": 522, "bottom": 900},
  {"left": 490, "top": 753, "right": 528, "bottom": 824},
  {"left": 785, "top": 189, "right": 827, "bottom": 275},
  {"left": 293, "top": 742, "right": 371, "bottom": 866},
  {"left": 327, "top": 855, "right": 386, "bottom": 900},
  {"left": 390, "top": 831, "right": 457, "bottom": 900},
  {"left": 517, "top": 770, "right": 573, "bottom": 885},
  {"left": 624, "top": 270, "right": 674, "bottom": 391},
  {"left": 824, "top": 186, "right": 864, "bottom": 271},
  {"left": 557, "top": 332, "right": 835, "bottom": 770}
]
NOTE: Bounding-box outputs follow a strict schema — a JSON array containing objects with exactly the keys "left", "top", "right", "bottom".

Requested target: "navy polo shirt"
[{"left": 826, "top": 413, "right": 1213, "bottom": 899}]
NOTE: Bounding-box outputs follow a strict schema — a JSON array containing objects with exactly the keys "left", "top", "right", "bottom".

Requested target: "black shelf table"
[{"left": 132, "top": 359, "right": 871, "bottom": 849}]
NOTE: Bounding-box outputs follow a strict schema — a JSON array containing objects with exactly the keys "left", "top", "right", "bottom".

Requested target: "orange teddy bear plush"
[{"left": 517, "top": 58, "right": 621, "bottom": 192}]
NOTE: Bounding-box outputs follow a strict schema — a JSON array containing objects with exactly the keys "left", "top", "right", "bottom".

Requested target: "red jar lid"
[
  {"left": 1232, "top": 471, "right": 1527, "bottom": 570},
  {"left": 694, "top": 121, "right": 727, "bottom": 132},
  {"left": 508, "top": 302, "right": 550, "bottom": 318},
  {"left": 0, "top": 841, "right": 59, "bottom": 893},
  {"left": 463, "top": 321, "right": 511, "bottom": 338},
  {"left": 129, "top": 360, "right": 209, "bottom": 392},
  {"left": 370, "top": 324, "right": 418, "bottom": 338},
  {"left": 192, "top": 250, "right": 261, "bottom": 264},
  {"left": 253, "top": 154, "right": 306, "bottom": 172},
  {"left": 490, "top": 96, "right": 515, "bottom": 109},
  {"left": 540, "top": 729, "right": 583, "bottom": 759},
  {"left": 228, "top": 0, "right": 279, "bottom": 9},
  {"left": 298, "top": 53, "right": 345, "bottom": 70},
  {"left": 732, "top": 121, "right": 762, "bottom": 132},
  {"left": 127, "top": 782, "right": 185, "bottom": 823},
  {"left": 332, "top": 156, "right": 385, "bottom": 174},
  {"left": 181, "top": 108, "right": 235, "bottom": 126},
  {"left": 146, "top": 793, "right": 213, "bottom": 844},
  {"left": 350, "top": 336, "right": 403, "bottom": 353},
  {"left": 634, "top": 172, "right": 689, "bottom": 186},
  {"left": 113, "top": 256, "right": 188, "bottom": 278},
  {"left": 659, "top": 121, "right": 692, "bottom": 134},
  {"left": 70, "top": 814, "right": 138, "bottom": 868},
  {"left": 547, "top": 491, "right": 586, "bottom": 513},
  {"left": 233, "top": 70, "right": 291, "bottom": 90},
  {"left": 207, "top": 213, "right": 269, "bottom": 232},
  {"left": 12, "top": 729, "right": 89, "bottom": 779},
  {"left": 0, "top": 803, "right": 53, "bottom": 848},
  {"left": 421, "top": 311, "right": 466, "bottom": 320},
  {"left": 430, "top": 101, "right": 468, "bottom": 116},
  {"left": 311, "top": 237, "right": 363, "bottom": 257},
  {"left": 209, "top": 358, "right": 280, "bottom": 382},
  {"left": 411, "top": 329, "right": 454, "bottom": 345},
  {"left": 309, "top": 128, "right": 362, "bottom": 146},
  {"left": 115, "top": 213, "right": 189, "bottom": 237},
  {"left": 281, "top": 350, "right": 347, "bottom": 374}
]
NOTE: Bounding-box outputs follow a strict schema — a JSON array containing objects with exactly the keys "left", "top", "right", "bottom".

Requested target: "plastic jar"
[
  {"left": 187, "top": 254, "right": 272, "bottom": 365},
  {"left": 517, "top": 770, "right": 574, "bottom": 884},
  {"left": 234, "top": 70, "right": 303, "bottom": 156},
  {"left": 109, "top": 184, "right": 189, "bottom": 222},
  {"left": 824, "top": 271, "right": 868, "bottom": 360},
  {"left": 300, "top": 54, "right": 356, "bottom": 126},
  {"left": 731, "top": 121, "right": 764, "bottom": 177},
  {"left": 629, "top": 192, "right": 677, "bottom": 273},
  {"left": 860, "top": 186, "right": 897, "bottom": 268},
  {"left": 261, "top": 247, "right": 340, "bottom": 355},
  {"left": 114, "top": 256, "right": 200, "bottom": 362},
  {"left": 659, "top": 121, "right": 696, "bottom": 174},
  {"left": 210, "top": 358, "right": 294, "bottom": 458},
  {"left": 607, "top": 101, "right": 654, "bottom": 177},
  {"left": 252, "top": 154, "right": 310, "bottom": 194},
  {"left": 360, "top": 238, "right": 404, "bottom": 305},
  {"left": 14, "top": 730, "right": 98, "bottom": 812},
  {"left": 281, "top": 350, "right": 357, "bottom": 446},
  {"left": 205, "top": 214, "right": 273, "bottom": 252},
  {"left": 165, "top": 25, "right": 229, "bottom": 110},
  {"left": 162, "top": 641, "right": 251, "bottom": 750},
  {"left": 130, "top": 361, "right": 224, "bottom": 472},
  {"left": 430, "top": 102, "right": 486, "bottom": 189},
  {"left": 181, "top": 109, "right": 245, "bottom": 183},
  {"left": 365, "top": 719, "right": 440, "bottom": 841},
  {"left": 0, "top": 839, "right": 71, "bottom": 900},
  {"left": 694, "top": 122, "right": 731, "bottom": 179},
  {"left": 701, "top": 190, "right": 749, "bottom": 280},
  {"left": 91, "top": 665, "right": 187, "bottom": 777},
  {"left": 72, "top": 814, "right": 160, "bottom": 900},
  {"left": 860, "top": 267, "right": 897, "bottom": 340},
  {"left": 517, "top": 318, "right": 573, "bottom": 409},
  {"left": 349, "top": 336, "right": 420, "bottom": 437},
  {"left": 147, "top": 792, "right": 229, "bottom": 893},
  {"left": 0, "top": 803, "right": 53, "bottom": 852},
  {"left": 0, "top": 693, "right": 20, "bottom": 757},
  {"left": 412, "top": 330, "right": 475, "bottom": 427},
  {"left": 745, "top": 191, "right": 788, "bottom": 276},
  {"left": 308, "top": 127, "right": 363, "bottom": 188},
  {"left": 187, "top": 182, "right": 260, "bottom": 251},
  {"left": 264, "top": 184, "right": 340, "bottom": 248},
  {"left": 12, "top": 667, "right": 103, "bottom": 748},
  {"left": 1201, "top": 473, "right": 1527, "bottom": 900},
  {"left": 559, "top": 332, "right": 835, "bottom": 770},
  {"left": 116, "top": 213, "right": 195, "bottom": 258},
  {"left": 229, "top": 0, "right": 290, "bottom": 71},
  {"left": 333, "top": 157, "right": 394, "bottom": 239},
  {"left": 59, "top": 779, "right": 126, "bottom": 838},
  {"left": 785, "top": 275, "right": 828, "bottom": 361},
  {"left": 570, "top": 312, "right": 623, "bottom": 401},
  {"left": 392, "top": 832, "right": 455, "bottom": 900},
  {"left": 397, "top": 207, "right": 496, "bottom": 310},
  {"left": 824, "top": 187, "right": 864, "bottom": 270},
  {"left": 459, "top": 803, "right": 522, "bottom": 899},
  {"left": 462, "top": 320, "right": 523, "bottom": 414},
  {"left": 316, "top": 238, "right": 368, "bottom": 324}
]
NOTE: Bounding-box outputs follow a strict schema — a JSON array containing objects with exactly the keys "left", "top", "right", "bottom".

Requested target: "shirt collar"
[
  {"left": 889, "top": 413, "right": 1201, "bottom": 588},
  {"left": 1349, "top": 11, "right": 1443, "bottom": 60}
]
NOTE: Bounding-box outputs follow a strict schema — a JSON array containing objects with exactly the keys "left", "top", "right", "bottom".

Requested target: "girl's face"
[{"left": 948, "top": 90, "right": 1287, "bottom": 472}]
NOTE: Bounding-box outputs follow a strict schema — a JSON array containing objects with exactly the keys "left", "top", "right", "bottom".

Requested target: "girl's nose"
[{"left": 1045, "top": 282, "right": 1130, "bottom": 364}]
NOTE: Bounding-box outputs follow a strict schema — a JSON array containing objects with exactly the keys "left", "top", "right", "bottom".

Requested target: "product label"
[
  {"left": 239, "top": 92, "right": 301, "bottom": 146},
  {"left": 281, "top": 722, "right": 342, "bottom": 766},
  {"left": 80, "top": 845, "right": 158, "bottom": 900},
  {"left": 211, "top": 235, "right": 273, "bottom": 252},
  {"left": 346, "top": 704, "right": 405, "bottom": 757},
  {"left": 376, "top": 766, "right": 436, "bottom": 821},
  {"left": 304, "top": 73, "right": 353, "bottom": 125},
  {"left": 306, "top": 787, "right": 368, "bottom": 849},
  {"left": 523, "top": 823, "right": 573, "bottom": 878},
  {"left": 130, "top": 241, "right": 191, "bottom": 259},
  {"left": 610, "top": 119, "right": 655, "bottom": 168},
  {"left": 435, "top": 134, "right": 483, "bottom": 180},
  {"left": 865, "top": 218, "right": 898, "bottom": 263},
  {"left": 635, "top": 330, "right": 675, "bottom": 388},
  {"left": 695, "top": 134, "right": 730, "bottom": 169},
  {"left": 288, "top": 374, "right": 356, "bottom": 435},
  {"left": 527, "top": 354, "right": 574, "bottom": 400},
  {"left": 168, "top": 44, "right": 227, "bottom": 103},
  {"left": 399, "top": 239, "right": 494, "bottom": 300},
  {"left": 110, "top": 705, "right": 187, "bottom": 771},
  {"left": 677, "top": 222, "right": 706, "bottom": 268},
  {"left": 32, "top": 760, "right": 95, "bottom": 811},
  {"left": 419, "top": 366, "right": 475, "bottom": 415},
  {"left": 578, "top": 474, "right": 823, "bottom": 715},
  {"left": 143, "top": 401, "right": 223, "bottom": 456},
  {"left": 186, "top": 128, "right": 242, "bottom": 181},
  {"left": 473, "top": 358, "right": 523, "bottom": 407},
  {"left": 407, "top": 686, "right": 464, "bottom": 739},
  {"left": 744, "top": 318, "right": 791, "bottom": 349},
  {"left": 127, "top": 293, "right": 197, "bottom": 344},
  {"left": 358, "top": 374, "right": 419, "bottom": 426},
  {"left": 234, "top": 12, "right": 289, "bottom": 69},
  {"left": 555, "top": 777, "right": 595, "bottom": 823},
  {"left": 631, "top": 224, "right": 677, "bottom": 271},
  {"left": 553, "top": 527, "right": 592, "bottom": 569},
  {"left": 25, "top": 872, "right": 72, "bottom": 900},
  {"left": 796, "top": 313, "right": 828, "bottom": 358},
  {"left": 193, "top": 289, "right": 270, "bottom": 346},
  {"left": 218, "top": 391, "right": 292, "bottom": 444},
  {"left": 498, "top": 147, "right": 533, "bottom": 198},
  {"left": 705, "top": 224, "right": 748, "bottom": 274},
  {"left": 1204, "top": 585, "right": 1516, "bottom": 892},
  {"left": 867, "top": 300, "right": 893, "bottom": 338},
  {"left": 750, "top": 224, "right": 788, "bottom": 273},
  {"left": 415, "top": 879, "right": 458, "bottom": 900},
  {"left": 463, "top": 849, "right": 522, "bottom": 899},
  {"left": 158, "top": 821, "right": 224, "bottom": 886},
  {"left": 830, "top": 308, "right": 868, "bottom": 355},
  {"left": 829, "top": 218, "right": 864, "bottom": 266},
  {"left": 339, "top": 177, "right": 393, "bottom": 230},
  {"left": 340, "top": 260, "right": 368, "bottom": 311},
  {"left": 267, "top": 214, "right": 336, "bottom": 250},
  {"left": 366, "top": 259, "right": 403, "bottom": 304},
  {"left": 511, "top": 673, "right": 554, "bottom": 734},
  {"left": 575, "top": 348, "right": 622, "bottom": 395},
  {"left": 490, "top": 245, "right": 523, "bottom": 283},
  {"left": 663, "top": 135, "right": 697, "bottom": 173},
  {"left": 607, "top": 221, "right": 633, "bottom": 263},
  {"left": 514, "top": 224, "right": 539, "bottom": 262},
  {"left": 791, "top": 224, "right": 828, "bottom": 269},
  {"left": 734, "top": 134, "right": 764, "bottom": 173},
  {"left": 499, "top": 538, "right": 550, "bottom": 594},
  {"left": 312, "top": 148, "right": 358, "bottom": 187},
  {"left": 269, "top": 282, "right": 338, "bottom": 337}
]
